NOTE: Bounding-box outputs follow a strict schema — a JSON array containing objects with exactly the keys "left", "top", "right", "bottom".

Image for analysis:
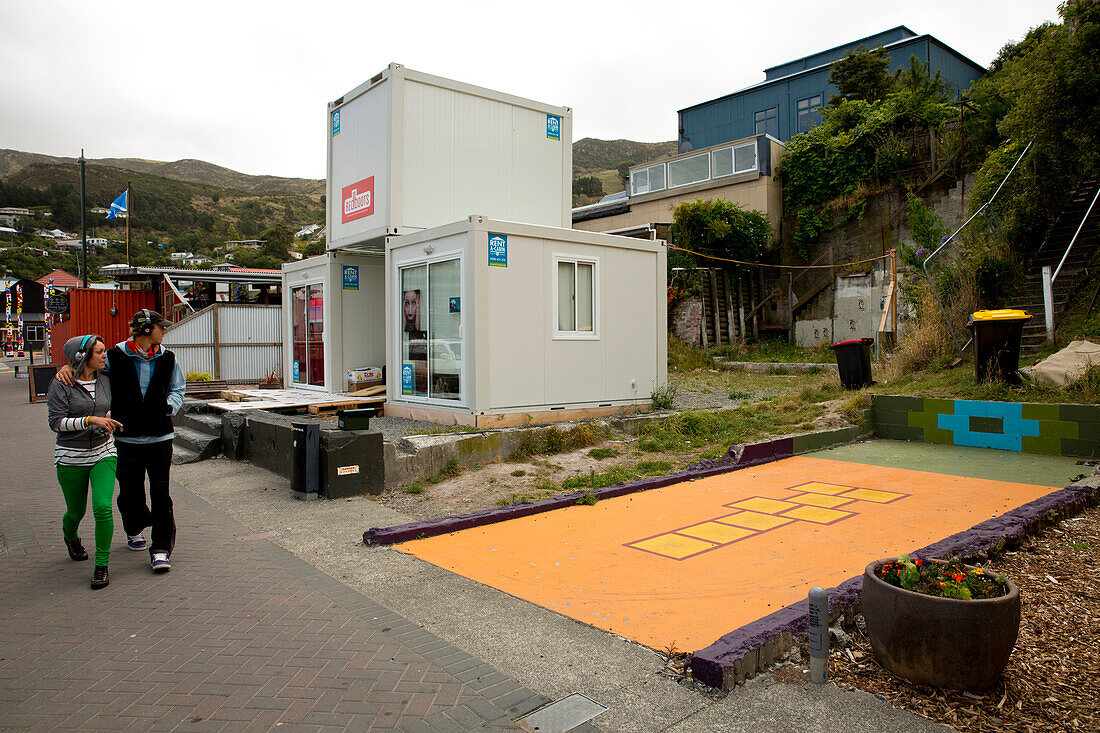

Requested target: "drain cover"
[{"left": 516, "top": 692, "right": 607, "bottom": 732}]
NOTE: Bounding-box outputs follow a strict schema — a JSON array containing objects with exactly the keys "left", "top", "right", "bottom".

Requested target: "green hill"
[{"left": 0, "top": 149, "right": 324, "bottom": 196}]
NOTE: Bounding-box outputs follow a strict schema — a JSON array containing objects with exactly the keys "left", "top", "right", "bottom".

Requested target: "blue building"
[{"left": 677, "top": 26, "right": 985, "bottom": 153}]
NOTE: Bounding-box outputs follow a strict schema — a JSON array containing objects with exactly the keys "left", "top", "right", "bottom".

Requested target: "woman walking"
[{"left": 47, "top": 335, "right": 122, "bottom": 589}]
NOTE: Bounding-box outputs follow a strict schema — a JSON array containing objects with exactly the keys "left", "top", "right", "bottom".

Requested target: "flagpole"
[
  {"left": 79, "top": 150, "right": 88, "bottom": 288},
  {"left": 126, "top": 181, "right": 131, "bottom": 266}
]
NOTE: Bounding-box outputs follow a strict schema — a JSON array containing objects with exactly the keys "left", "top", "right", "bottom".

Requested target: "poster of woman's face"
[{"left": 402, "top": 289, "right": 421, "bottom": 332}]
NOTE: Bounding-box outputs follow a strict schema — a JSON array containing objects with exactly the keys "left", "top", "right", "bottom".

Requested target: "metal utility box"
[
  {"left": 384, "top": 216, "right": 667, "bottom": 427},
  {"left": 327, "top": 64, "right": 573, "bottom": 252}
]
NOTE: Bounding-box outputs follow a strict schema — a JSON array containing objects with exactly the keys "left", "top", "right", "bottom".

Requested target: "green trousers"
[{"left": 56, "top": 457, "right": 117, "bottom": 566}]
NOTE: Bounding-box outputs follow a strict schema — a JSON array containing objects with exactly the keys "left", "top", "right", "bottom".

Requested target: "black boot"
[
  {"left": 66, "top": 538, "right": 88, "bottom": 561},
  {"left": 91, "top": 565, "right": 109, "bottom": 590}
]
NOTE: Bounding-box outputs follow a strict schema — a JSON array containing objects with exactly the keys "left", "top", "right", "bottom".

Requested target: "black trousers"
[{"left": 116, "top": 440, "right": 175, "bottom": 556}]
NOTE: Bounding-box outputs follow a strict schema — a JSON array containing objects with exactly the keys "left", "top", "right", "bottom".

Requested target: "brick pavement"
[{"left": 0, "top": 374, "right": 548, "bottom": 732}]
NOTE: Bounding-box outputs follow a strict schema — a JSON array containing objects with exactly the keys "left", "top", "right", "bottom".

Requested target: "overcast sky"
[{"left": 1, "top": 0, "right": 1064, "bottom": 180}]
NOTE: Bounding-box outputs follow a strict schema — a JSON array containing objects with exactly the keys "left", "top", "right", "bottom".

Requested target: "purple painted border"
[
  {"left": 362, "top": 435, "right": 796, "bottom": 546},
  {"left": 687, "top": 479, "right": 1100, "bottom": 690}
]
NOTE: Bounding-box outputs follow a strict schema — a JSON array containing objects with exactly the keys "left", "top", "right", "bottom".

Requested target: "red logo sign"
[{"left": 341, "top": 176, "right": 375, "bottom": 223}]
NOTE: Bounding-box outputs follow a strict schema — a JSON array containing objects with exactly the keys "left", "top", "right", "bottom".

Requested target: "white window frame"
[
  {"left": 630, "top": 163, "right": 666, "bottom": 196},
  {"left": 667, "top": 152, "right": 711, "bottom": 189},
  {"left": 552, "top": 254, "right": 599, "bottom": 340},
  {"left": 393, "top": 249, "right": 467, "bottom": 407}
]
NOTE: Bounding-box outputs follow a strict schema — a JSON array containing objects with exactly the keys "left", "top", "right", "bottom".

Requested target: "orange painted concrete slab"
[{"left": 396, "top": 455, "right": 1059, "bottom": 650}]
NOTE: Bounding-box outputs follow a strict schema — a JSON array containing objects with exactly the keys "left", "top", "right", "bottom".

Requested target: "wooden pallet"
[{"left": 307, "top": 395, "right": 386, "bottom": 415}]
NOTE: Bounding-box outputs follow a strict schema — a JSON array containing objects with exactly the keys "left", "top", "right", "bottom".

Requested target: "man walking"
[
  {"left": 110, "top": 309, "right": 185, "bottom": 573},
  {"left": 58, "top": 309, "right": 185, "bottom": 573}
]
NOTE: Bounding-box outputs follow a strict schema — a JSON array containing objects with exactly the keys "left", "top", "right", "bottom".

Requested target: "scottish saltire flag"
[{"left": 106, "top": 190, "right": 127, "bottom": 220}]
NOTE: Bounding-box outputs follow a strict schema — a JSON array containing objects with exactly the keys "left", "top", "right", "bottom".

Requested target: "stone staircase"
[
  {"left": 172, "top": 399, "right": 224, "bottom": 465},
  {"left": 1014, "top": 180, "right": 1099, "bottom": 356}
]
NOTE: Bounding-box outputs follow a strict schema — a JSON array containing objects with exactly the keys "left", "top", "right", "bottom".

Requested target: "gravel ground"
[{"left": 775, "top": 480, "right": 1100, "bottom": 733}]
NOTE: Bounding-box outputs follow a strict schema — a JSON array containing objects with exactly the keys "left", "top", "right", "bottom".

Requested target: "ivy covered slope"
[{"left": 776, "top": 51, "right": 960, "bottom": 256}]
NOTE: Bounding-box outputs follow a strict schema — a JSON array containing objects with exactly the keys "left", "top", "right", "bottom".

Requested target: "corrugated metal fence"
[
  {"left": 163, "top": 303, "right": 281, "bottom": 382},
  {"left": 50, "top": 289, "right": 156, "bottom": 364}
]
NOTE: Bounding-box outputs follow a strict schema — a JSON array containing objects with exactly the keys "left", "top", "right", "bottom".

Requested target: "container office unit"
[
  {"left": 281, "top": 252, "right": 385, "bottom": 391},
  {"left": 384, "top": 216, "right": 667, "bottom": 427},
  {"left": 327, "top": 64, "right": 573, "bottom": 252}
]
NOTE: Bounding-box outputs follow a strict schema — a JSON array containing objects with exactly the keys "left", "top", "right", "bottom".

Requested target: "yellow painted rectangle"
[
  {"left": 679, "top": 522, "right": 756, "bottom": 544},
  {"left": 781, "top": 506, "right": 853, "bottom": 523},
  {"left": 630, "top": 534, "right": 715, "bottom": 559},
  {"left": 730, "top": 497, "right": 797, "bottom": 514},
  {"left": 716, "top": 511, "right": 793, "bottom": 531},
  {"left": 789, "top": 493, "right": 852, "bottom": 509},
  {"left": 793, "top": 482, "right": 853, "bottom": 495},
  {"left": 841, "top": 488, "right": 905, "bottom": 503}
]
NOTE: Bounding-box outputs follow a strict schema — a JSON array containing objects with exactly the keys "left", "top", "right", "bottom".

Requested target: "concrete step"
[
  {"left": 171, "top": 445, "right": 200, "bottom": 465},
  {"left": 175, "top": 410, "right": 222, "bottom": 435},
  {"left": 173, "top": 426, "right": 222, "bottom": 460}
]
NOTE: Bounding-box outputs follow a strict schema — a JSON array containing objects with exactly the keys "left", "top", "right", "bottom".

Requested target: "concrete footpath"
[
  {"left": 0, "top": 366, "right": 950, "bottom": 732},
  {"left": 0, "top": 374, "right": 545, "bottom": 731}
]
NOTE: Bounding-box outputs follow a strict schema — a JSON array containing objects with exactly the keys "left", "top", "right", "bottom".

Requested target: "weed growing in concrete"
[
  {"left": 650, "top": 383, "right": 678, "bottom": 410},
  {"left": 587, "top": 447, "right": 619, "bottom": 460},
  {"left": 575, "top": 493, "right": 598, "bottom": 505},
  {"left": 405, "top": 482, "right": 425, "bottom": 495}
]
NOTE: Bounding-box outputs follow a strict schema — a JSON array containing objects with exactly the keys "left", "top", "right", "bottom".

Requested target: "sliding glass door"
[
  {"left": 399, "top": 257, "right": 462, "bottom": 402},
  {"left": 291, "top": 283, "right": 324, "bottom": 387}
]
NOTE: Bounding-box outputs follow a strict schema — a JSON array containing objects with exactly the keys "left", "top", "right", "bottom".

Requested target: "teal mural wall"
[{"left": 873, "top": 396, "right": 1100, "bottom": 458}]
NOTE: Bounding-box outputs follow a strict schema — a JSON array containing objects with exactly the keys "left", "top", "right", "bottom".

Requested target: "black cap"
[{"left": 131, "top": 309, "right": 168, "bottom": 333}]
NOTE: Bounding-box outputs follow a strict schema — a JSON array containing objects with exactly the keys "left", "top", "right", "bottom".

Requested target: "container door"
[{"left": 398, "top": 258, "right": 462, "bottom": 403}]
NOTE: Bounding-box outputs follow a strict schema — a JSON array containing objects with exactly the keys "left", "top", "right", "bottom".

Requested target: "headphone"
[
  {"left": 74, "top": 334, "right": 94, "bottom": 364},
  {"left": 135, "top": 308, "right": 155, "bottom": 334}
]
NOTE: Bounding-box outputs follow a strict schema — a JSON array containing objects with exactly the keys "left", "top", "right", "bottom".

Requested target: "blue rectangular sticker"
[
  {"left": 332, "top": 109, "right": 341, "bottom": 136},
  {"left": 342, "top": 265, "right": 359, "bottom": 290},
  {"left": 488, "top": 234, "right": 508, "bottom": 268},
  {"left": 546, "top": 115, "right": 560, "bottom": 141},
  {"left": 293, "top": 360, "right": 301, "bottom": 383},
  {"left": 449, "top": 297, "right": 460, "bottom": 314},
  {"left": 401, "top": 363, "right": 414, "bottom": 395}
]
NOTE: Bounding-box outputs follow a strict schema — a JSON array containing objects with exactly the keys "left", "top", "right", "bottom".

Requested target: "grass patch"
[
  {"left": 510, "top": 469, "right": 526, "bottom": 477},
  {"left": 574, "top": 493, "right": 599, "bottom": 505},
  {"left": 587, "top": 447, "right": 619, "bottom": 460},
  {"left": 637, "top": 402, "right": 826, "bottom": 455},
  {"left": 712, "top": 338, "right": 833, "bottom": 364},
  {"left": 405, "top": 482, "right": 425, "bottom": 495},
  {"left": 508, "top": 423, "right": 609, "bottom": 460},
  {"left": 426, "top": 458, "right": 462, "bottom": 484},
  {"left": 669, "top": 336, "right": 717, "bottom": 371}
]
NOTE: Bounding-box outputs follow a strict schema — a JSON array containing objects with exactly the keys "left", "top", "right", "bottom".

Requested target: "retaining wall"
[{"left": 874, "top": 396, "right": 1100, "bottom": 458}]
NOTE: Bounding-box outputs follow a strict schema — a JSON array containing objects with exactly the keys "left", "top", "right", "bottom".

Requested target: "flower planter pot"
[{"left": 862, "top": 559, "right": 1021, "bottom": 689}]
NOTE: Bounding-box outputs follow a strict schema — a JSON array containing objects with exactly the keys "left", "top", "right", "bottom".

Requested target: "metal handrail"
[
  {"left": 1052, "top": 186, "right": 1100, "bottom": 282},
  {"left": 920, "top": 140, "right": 1033, "bottom": 352}
]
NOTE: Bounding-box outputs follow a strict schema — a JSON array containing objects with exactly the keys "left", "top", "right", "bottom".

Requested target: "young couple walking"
[{"left": 47, "top": 309, "right": 185, "bottom": 589}]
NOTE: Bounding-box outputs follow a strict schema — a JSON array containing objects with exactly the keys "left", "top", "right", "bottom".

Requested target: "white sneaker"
[
  {"left": 127, "top": 534, "right": 147, "bottom": 551},
  {"left": 151, "top": 553, "right": 171, "bottom": 573}
]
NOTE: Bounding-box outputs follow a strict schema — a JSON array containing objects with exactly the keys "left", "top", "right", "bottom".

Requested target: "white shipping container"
[
  {"left": 385, "top": 216, "right": 667, "bottom": 425},
  {"left": 327, "top": 64, "right": 572, "bottom": 252}
]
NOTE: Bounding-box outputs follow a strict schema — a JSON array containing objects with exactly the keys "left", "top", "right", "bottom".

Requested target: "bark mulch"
[{"left": 797, "top": 501, "right": 1100, "bottom": 732}]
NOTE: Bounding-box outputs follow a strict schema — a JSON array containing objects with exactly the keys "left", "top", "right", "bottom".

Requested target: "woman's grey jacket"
[{"left": 47, "top": 335, "right": 113, "bottom": 450}]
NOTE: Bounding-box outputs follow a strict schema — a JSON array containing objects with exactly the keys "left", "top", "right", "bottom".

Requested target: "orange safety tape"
[{"left": 665, "top": 243, "right": 893, "bottom": 270}]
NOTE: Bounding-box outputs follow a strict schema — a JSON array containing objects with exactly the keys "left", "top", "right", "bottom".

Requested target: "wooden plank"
[
  {"left": 708, "top": 269, "right": 721, "bottom": 345},
  {"left": 307, "top": 395, "right": 386, "bottom": 414},
  {"left": 219, "top": 390, "right": 246, "bottom": 402},
  {"left": 347, "top": 383, "right": 386, "bottom": 396}
]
